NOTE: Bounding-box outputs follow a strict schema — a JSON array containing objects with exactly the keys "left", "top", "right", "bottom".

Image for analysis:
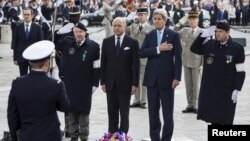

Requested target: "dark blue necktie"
[
  {"left": 25, "top": 24, "right": 29, "bottom": 39},
  {"left": 221, "top": 10, "right": 224, "bottom": 20},
  {"left": 116, "top": 36, "right": 120, "bottom": 56}
]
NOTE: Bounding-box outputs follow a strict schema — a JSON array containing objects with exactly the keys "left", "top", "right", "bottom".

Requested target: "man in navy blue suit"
[
  {"left": 12, "top": 8, "right": 43, "bottom": 76},
  {"left": 140, "top": 9, "right": 182, "bottom": 141}
]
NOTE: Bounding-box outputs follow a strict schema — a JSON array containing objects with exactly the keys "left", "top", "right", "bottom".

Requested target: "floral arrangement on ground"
[{"left": 97, "top": 132, "right": 133, "bottom": 141}]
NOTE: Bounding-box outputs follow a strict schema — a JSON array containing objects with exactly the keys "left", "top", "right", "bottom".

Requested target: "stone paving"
[{"left": 0, "top": 27, "right": 249, "bottom": 141}]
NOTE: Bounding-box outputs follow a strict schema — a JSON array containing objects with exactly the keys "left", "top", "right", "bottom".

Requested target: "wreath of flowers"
[{"left": 98, "top": 132, "right": 133, "bottom": 141}]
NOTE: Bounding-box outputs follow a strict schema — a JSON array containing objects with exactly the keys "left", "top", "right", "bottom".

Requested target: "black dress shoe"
[
  {"left": 65, "top": 132, "right": 71, "bottom": 138},
  {"left": 69, "top": 138, "right": 78, "bottom": 141},
  {"left": 130, "top": 103, "right": 141, "bottom": 108},
  {"left": 140, "top": 103, "right": 147, "bottom": 109},
  {"left": 182, "top": 107, "right": 195, "bottom": 113},
  {"left": 193, "top": 108, "right": 197, "bottom": 114}
]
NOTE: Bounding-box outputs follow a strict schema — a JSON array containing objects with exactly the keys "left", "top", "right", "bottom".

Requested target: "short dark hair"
[{"left": 23, "top": 8, "right": 34, "bottom": 15}]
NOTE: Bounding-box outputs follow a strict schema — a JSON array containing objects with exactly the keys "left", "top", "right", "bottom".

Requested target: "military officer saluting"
[
  {"left": 191, "top": 22, "right": 245, "bottom": 125},
  {"left": 127, "top": 7, "right": 154, "bottom": 109},
  {"left": 7, "top": 41, "right": 70, "bottom": 141},
  {"left": 178, "top": 11, "right": 203, "bottom": 113},
  {"left": 56, "top": 23, "right": 100, "bottom": 141}
]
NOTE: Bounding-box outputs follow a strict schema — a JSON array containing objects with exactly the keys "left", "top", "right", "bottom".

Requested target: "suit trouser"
[
  {"left": 18, "top": 60, "right": 30, "bottom": 76},
  {"left": 68, "top": 112, "right": 89, "bottom": 140},
  {"left": 147, "top": 85, "right": 174, "bottom": 141},
  {"left": 107, "top": 84, "right": 131, "bottom": 133},
  {"left": 133, "top": 65, "right": 147, "bottom": 104},
  {"left": 184, "top": 67, "right": 200, "bottom": 109}
]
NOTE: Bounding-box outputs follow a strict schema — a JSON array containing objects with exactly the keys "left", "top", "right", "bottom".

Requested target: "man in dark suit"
[
  {"left": 140, "top": 9, "right": 182, "bottom": 141},
  {"left": 7, "top": 41, "right": 70, "bottom": 141},
  {"left": 100, "top": 17, "right": 140, "bottom": 134},
  {"left": 12, "top": 8, "right": 43, "bottom": 76},
  {"left": 56, "top": 23, "right": 100, "bottom": 141},
  {"left": 217, "top": 4, "right": 228, "bottom": 22}
]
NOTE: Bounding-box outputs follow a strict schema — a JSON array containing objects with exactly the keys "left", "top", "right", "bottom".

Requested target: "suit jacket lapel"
[
  {"left": 112, "top": 36, "right": 120, "bottom": 58},
  {"left": 112, "top": 36, "right": 116, "bottom": 50},
  {"left": 21, "top": 23, "right": 26, "bottom": 39},
  {"left": 153, "top": 30, "right": 158, "bottom": 47},
  {"left": 162, "top": 28, "right": 168, "bottom": 43}
]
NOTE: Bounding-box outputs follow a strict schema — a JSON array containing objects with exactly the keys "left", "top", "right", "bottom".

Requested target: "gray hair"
[
  {"left": 112, "top": 17, "right": 127, "bottom": 27},
  {"left": 153, "top": 9, "right": 168, "bottom": 21}
]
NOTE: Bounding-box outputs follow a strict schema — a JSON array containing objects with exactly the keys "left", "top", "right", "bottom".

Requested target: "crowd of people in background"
[
  {"left": 2, "top": 0, "right": 247, "bottom": 141},
  {"left": 0, "top": 0, "right": 250, "bottom": 27}
]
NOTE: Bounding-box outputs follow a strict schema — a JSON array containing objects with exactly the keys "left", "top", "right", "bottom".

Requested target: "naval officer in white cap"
[{"left": 7, "top": 41, "right": 70, "bottom": 141}]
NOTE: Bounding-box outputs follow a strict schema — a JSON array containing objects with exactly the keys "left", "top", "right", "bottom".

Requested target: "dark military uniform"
[
  {"left": 8, "top": 6, "right": 21, "bottom": 48},
  {"left": 56, "top": 37, "right": 100, "bottom": 114},
  {"left": 56, "top": 36, "right": 100, "bottom": 140},
  {"left": 191, "top": 35, "right": 245, "bottom": 124},
  {"left": 52, "top": 6, "right": 82, "bottom": 138},
  {"left": 41, "top": 3, "right": 54, "bottom": 39},
  {"left": 7, "top": 71, "right": 70, "bottom": 141}
]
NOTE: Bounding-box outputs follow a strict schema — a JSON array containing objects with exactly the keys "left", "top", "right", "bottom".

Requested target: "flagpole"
[{"left": 50, "top": 0, "right": 59, "bottom": 74}]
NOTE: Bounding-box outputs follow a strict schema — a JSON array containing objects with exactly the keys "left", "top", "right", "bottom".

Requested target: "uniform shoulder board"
[
  {"left": 233, "top": 42, "right": 243, "bottom": 48},
  {"left": 57, "top": 80, "right": 62, "bottom": 84}
]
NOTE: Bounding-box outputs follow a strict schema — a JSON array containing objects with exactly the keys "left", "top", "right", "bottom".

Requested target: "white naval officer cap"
[{"left": 23, "top": 40, "right": 55, "bottom": 63}]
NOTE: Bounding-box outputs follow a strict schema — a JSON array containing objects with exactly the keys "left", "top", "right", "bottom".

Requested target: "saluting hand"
[
  {"left": 131, "top": 86, "right": 137, "bottom": 95},
  {"left": 172, "top": 79, "right": 180, "bottom": 89}
]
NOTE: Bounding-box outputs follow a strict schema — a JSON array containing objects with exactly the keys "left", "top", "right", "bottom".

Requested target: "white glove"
[
  {"left": 115, "top": 0, "right": 122, "bottom": 4},
  {"left": 92, "top": 86, "right": 98, "bottom": 94},
  {"left": 201, "top": 26, "right": 216, "bottom": 37},
  {"left": 57, "top": 23, "right": 74, "bottom": 34},
  {"left": 231, "top": 90, "right": 240, "bottom": 103}
]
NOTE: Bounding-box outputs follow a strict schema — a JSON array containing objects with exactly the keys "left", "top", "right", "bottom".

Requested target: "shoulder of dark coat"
[
  {"left": 125, "top": 34, "right": 138, "bottom": 43},
  {"left": 86, "top": 38, "right": 100, "bottom": 51},
  {"left": 232, "top": 41, "right": 244, "bottom": 49},
  {"left": 87, "top": 38, "right": 99, "bottom": 47},
  {"left": 63, "top": 36, "right": 75, "bottom": 43},
  {"left": 166, "top": 28, "right": 178, "bottom": 35}
]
